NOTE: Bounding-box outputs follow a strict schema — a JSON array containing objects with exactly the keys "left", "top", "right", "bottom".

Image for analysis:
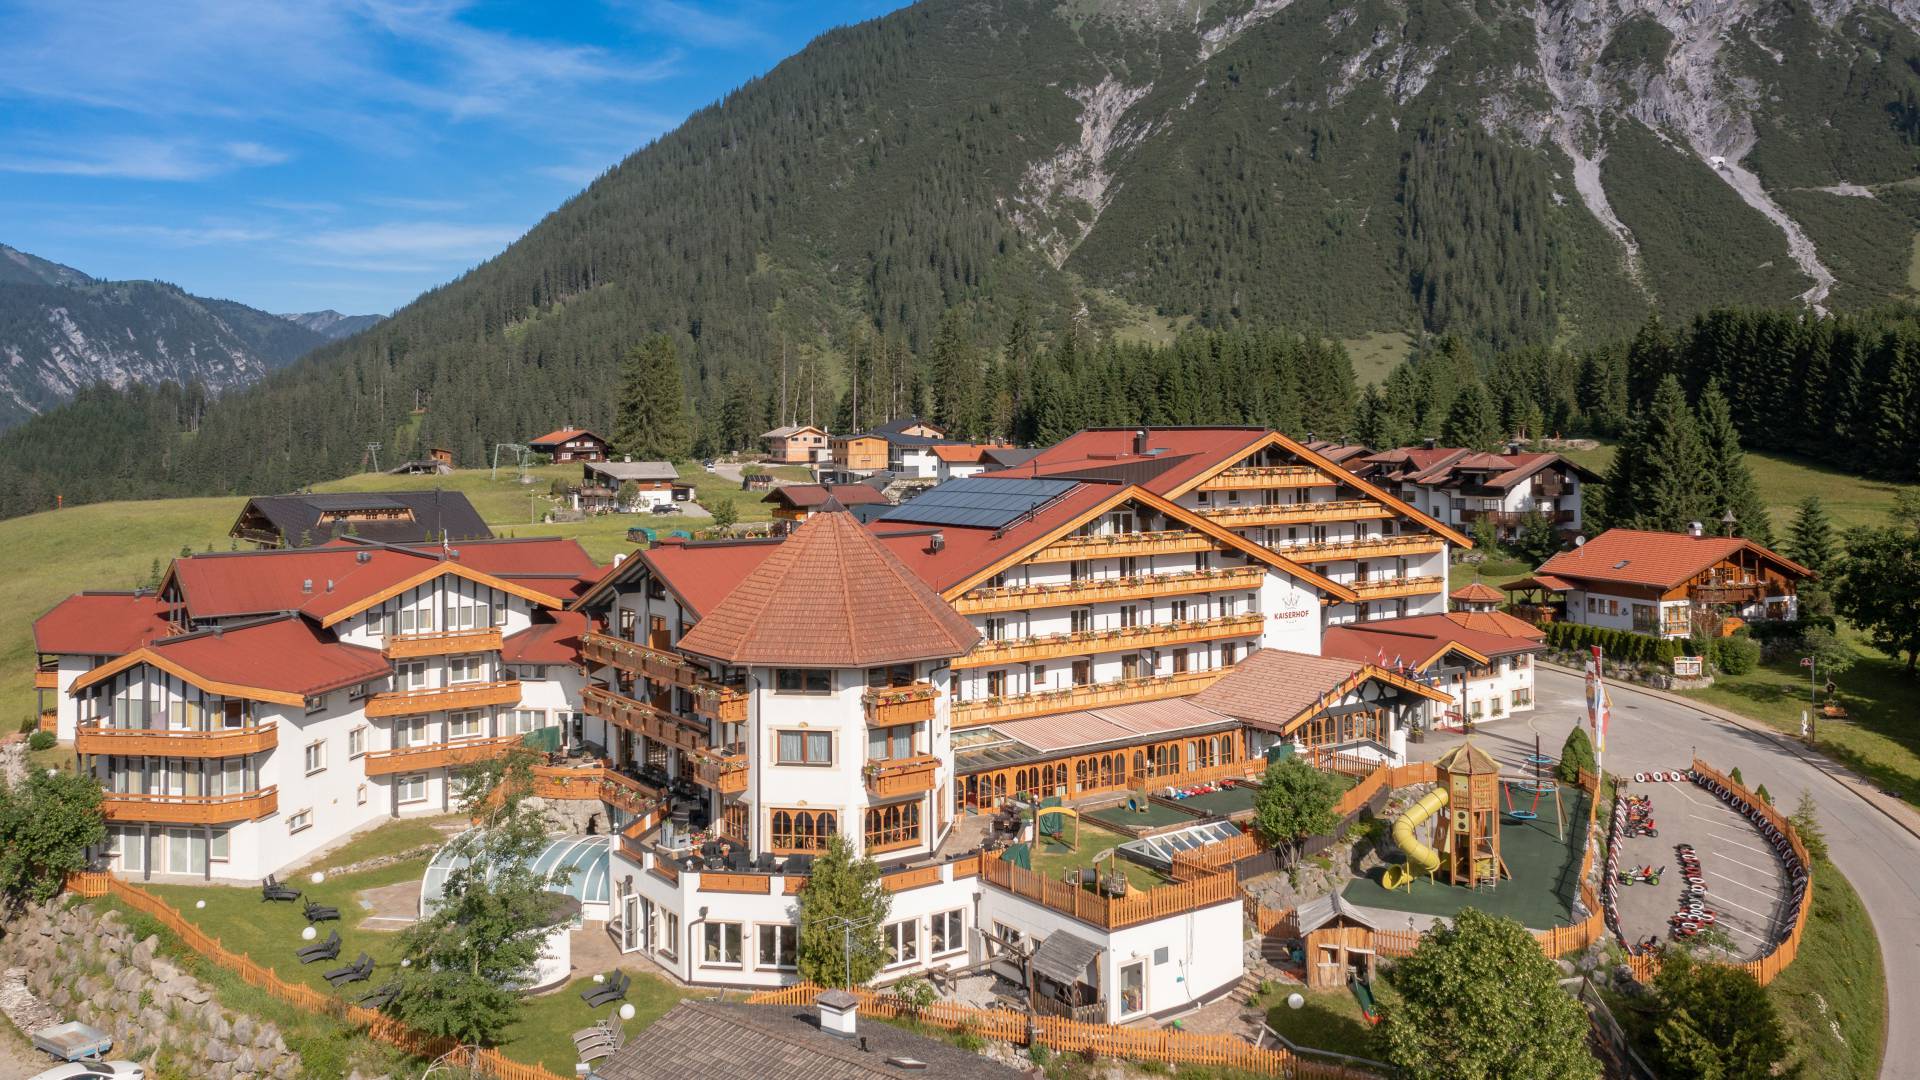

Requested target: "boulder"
[
  {"left": 149, "top": 957, "right": 180, "bottom": 983},
  {"left": 132, "top": 934, "right": 159, "bottom": 967},
  {"left": 204, "top": 1038, "right": 239, "bottom": 1063},
  {"left": 232, "top": 1015, "right": 254, "bottom": 1045}
]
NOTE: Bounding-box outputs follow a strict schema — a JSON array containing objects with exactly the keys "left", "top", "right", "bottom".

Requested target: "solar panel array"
[{"left": 877, "top": 477, "right": 1080, "bottom": 529}]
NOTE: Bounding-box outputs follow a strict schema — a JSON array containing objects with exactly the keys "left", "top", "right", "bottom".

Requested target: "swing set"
[{"left": 1500, "top": 735, "right": 1564, "bottom": 842}]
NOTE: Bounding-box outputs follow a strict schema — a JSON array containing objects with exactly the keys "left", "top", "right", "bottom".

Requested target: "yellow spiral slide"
[{"left": 1380, "top": 787, "right": 1449, "bottom": 891}]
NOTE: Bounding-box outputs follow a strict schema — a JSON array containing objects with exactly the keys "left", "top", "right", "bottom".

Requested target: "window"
[
  {"left": 1194, "top": 551, "right": 1212, "bottom": 573},
  {"left": 1069, "top": 560, "right": 1090, "bottom": 582},
  {"left": 356, "top": 784, "right": 368, "bottom": 806},
  {"left": 864, "top": 802, "right": 922, "bottom": 851},
  {"left": 1221, "top": 641, "right": 1241, "bottom": 666},
  {"left": 1220, "top": 593, "right": 1238, "bottom": 616},
  {"left": 305, "top": 693, "right": 327, "bottom": 715},
  {"left": 1119, "top": 604, "right": 1140, "bottom": 628},
  {"left": 348, "top": 726, "right": 367, "bottom": 758},
  {"left": 1120, "top": 653, "right": 1144, "bottom": 680},
  {"left": 1070, "top": 608, "right": 1094, "bottom": 634},
  {"left": 447, "top": 654, "right": 486, "bottom": 684},
  {"left": 1169, "top": 599, "right": 1188, "bottom": 622},
  {"left": 397, "top": 773, "right": 427, "bottom": 804},
  {"left": 986, "top": 670, "right": 1007, "bottom": 698},
  {"left": 304, "top": 740, "right": 326, "bottom": 775},
  {"left": 758, "top": 924, "right": 797, "bottom": 969},
  {"left": 209, "top": 829, "right": 230, "bottom": 863},
  {"left": 703, "top": 922, "right": 743, "bottom": 966},
  {"left": 775, "top": 730, "right": 833, "bottom": 766},
  {"left": 883, "top": 920, "right": 919, "bottom": 967},
  {"left": 1608, "top": 599, "right": 1621, "bottom": 616},
  {"left": 769, "top": 809, "right": 837, "bottom": 851},
  {"left": 1071, "top": 659, "right": 1091, "bottom": 687},
  {"left": 866, "top": 664, "right": 914, "bottom": 688},
  {"left": 396, "top": 660, "right": 429, "bottom": 690},
  {"left": 774, "top": 668, "right": 831, "bottom": 695},
  {"left": 867, "top": 724, "right": 914, "bottom": 762},
  {"left": 984, "top": 617, "right": 1007, "bottom": 642},
  {"left": 1172, "top": 648, "right": 1190, "bottom": 674},
  {"left": 1632, "top": 604, "right": 1657, "bottom": 633},
  {"left": 393, "top": 715, "right": 428, "bottom": 748},
  {"left": 659, "top": 911, "right": 679, "bottom": 961},
  {"left": 287, "top": 809, "right": 313, "bottom": 834},
  {"left": 503, "top": 709, "right": 547, "bottom": 735},
  {"left": 930, "top": 909, "right": 964, "bottom": 955},
  {"left": 447, "top": 710, "right": 484, "bottom": 739},
  {"left": 349, "top": 680, "right": 371, "bottom": 702}
]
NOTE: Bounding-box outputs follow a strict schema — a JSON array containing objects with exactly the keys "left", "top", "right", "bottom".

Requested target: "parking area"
[{"left": 1611, "top": 780, "right": 1792, "bottom": 960}]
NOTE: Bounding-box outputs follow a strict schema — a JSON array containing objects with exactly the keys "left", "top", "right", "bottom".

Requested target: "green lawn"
[
  {"left": 1453, "top": 551, "right": 1531, "bottom": 587},
  {"left": 1257, "top": 983, "right": 1391, "bottom": 1061},
  {"left": 293, "top": 815, "right": 458, "bottom": 876},
  {"left": 1556, "top": 442, "right": 1917, "bottom": 533},
  {"left": 499, "top": 970, "right": 703, "bottom": 1075},
  {"left": 1342, "top": 331, "right": 1413, "bottom": 387},
  {"left": 1026, "top": 821, "right": 1168, "bottom": 892}
]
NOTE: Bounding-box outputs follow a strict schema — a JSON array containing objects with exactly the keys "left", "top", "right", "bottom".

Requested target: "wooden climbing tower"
[{"left": 1435, "top": 741, "right": 1510, "bottom": 888}]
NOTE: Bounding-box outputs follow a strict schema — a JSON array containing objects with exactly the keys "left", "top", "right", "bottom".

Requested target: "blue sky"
[{"left": 0, "top": 0, "right": 900, "bottom": 315}]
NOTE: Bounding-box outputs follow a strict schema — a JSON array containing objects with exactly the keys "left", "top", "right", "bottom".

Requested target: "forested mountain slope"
[
  {"left": 0, "top": 244, "right": 332, "bottom": 429},
  {"left": 3, "top": 0, "right": 1919, "bottom": 513}
]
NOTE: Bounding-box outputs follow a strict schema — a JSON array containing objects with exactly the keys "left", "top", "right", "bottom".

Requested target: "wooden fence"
[
  {"left": 64, "top": 873, "right": 567, "bottom": 1080},
  {"left": 743, "top": 984, "right": 1370, "bottom": 1079},
  {"left": 979, "top": 853, "right": 1238, "bottom": 929}
]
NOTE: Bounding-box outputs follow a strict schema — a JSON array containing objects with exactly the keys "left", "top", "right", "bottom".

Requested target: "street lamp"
[{"left": 1720, "top": 509, "right": 1738, "bottom": 537}]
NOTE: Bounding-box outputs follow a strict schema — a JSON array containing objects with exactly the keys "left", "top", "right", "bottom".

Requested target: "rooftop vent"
[
  {"left": 325, "top": 578, "right": 334, "bottom": 592},
  {"left": 355, "top": 551, "right": 371, "bottom": 563},
  {"left": 929, "top": 531, "right": 945, "bottom": 553},
  {"left": 884, "top": 1058, "right": 929, "bottom": 1071},
  {"left": 301, "top": 578, "right": 313, "bottom": 594},
  {"left": 815, "top": 989, "right": 859, "bottom": 1039},
  {"left": 1133, "top": 427, "right": 1150, "bottom": 455},
  {"left": 1687, "top": 521, "right": 1704, "bottom": 538},
  {"left": 1424, "top": 437, "right": 1437, "bottom": 451}
]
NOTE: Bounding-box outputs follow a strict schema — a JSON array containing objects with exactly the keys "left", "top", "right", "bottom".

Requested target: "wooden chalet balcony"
[
  {"left": 866, "top": 753, "right": 939, "bottom": 798},
  {"left": 76, "top": 720, "right": 277, "bottom": 758},
  {"left": 955, "top": 614, "right": 1265, "bottom": 669},
  {"left": 362, "top": 733, "right": 524, "bottom": 777},
  {"left": 580, "top": 631, "right": 747, "bottom": 722},
  {"left": 1037, "top": 530, "right": 1216, "bottom": 561},
  {"left": 687, "top": 745, "right": 748, "bottom": 794},
  {"left": 1271, "top": 534, "right": 1447, "bottom": 563},
  {"left": 863, "top": 683, "right": 937, "bottom": 725},
  {"left": 102, "top": 788, "right": 278, "bottom": 825},
  {"left": 1198, "top": 499, "right": 1384, "bottom": 528},
  {"left": 1348, "top": 575, "right": 1446, "bottom": 600},
  {"left": 953, "top": 566, "right": 1265, "bottom": 615},
  {"left": 580, "top": 685, "right": 711, "bottom": 755},
  {"left": 1459, "top": 508, "right": 1576, "bottom": 526},
  {"left": 951, "top": 669, "right": 1225, "bottom": 727},
  {"left": 1692, "top": 582, "right": 1771, "bottom": 604},
  {"left": 383, "top": 626, "right": 502, "bottom": 659},
  {"left": 530, "top": 763, "right": 660, "bottom": 817},
  {"left": 364, "top": 678, "right": 521, "bottom": 718},
  {"left": 34, "top": 664, "right": 57, "bottom": 690},
  {"left": 1197, "top": 465, "right": 1334, "bottom": 491}
]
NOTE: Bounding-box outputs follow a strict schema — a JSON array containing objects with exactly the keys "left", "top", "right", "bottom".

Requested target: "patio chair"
[
  {"left": 755, "top": 851, "right": 776, "bottom": 873},
  {"left": 357, "top": 982, "right": 400, "bottom": 1010},
  {"left": 295, "top": 929, "right": 341, "bottom": 964},
  {"left": 727, "top": 848, "right": 751, "bottom": 872},
  {"left": 578, "top": 1016, "right": 626, "bottom": 1063},
  {"left": 784, "top": 853, "right": 813, "bottom": 876},
  {"left": 581, "top": 970, "right": 630, "bottom": 1009},
  {"left": 261, "top": 875, "right": 300, "bottom": 903},
  {"left": 325, "top": 952, "right": 374, "bottom": 987},
  {"left": 304, "top": 899, "right": 341, "bottom": 923},
  {"left": 573, "top": 1012, "right": 624, "bottom": 1054}
]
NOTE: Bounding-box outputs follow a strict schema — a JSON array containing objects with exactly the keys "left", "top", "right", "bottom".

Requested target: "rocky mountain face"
[
  {"left": 0, "top": 244, "right": 333, "bottom": 429},
  {"left": 279, "top": 309, "right": 385, "bottom": 341}
]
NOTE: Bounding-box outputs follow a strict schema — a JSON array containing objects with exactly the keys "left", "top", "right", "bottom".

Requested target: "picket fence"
[
  {"left": 64, "top": 873, "right": 567, "bottom": 1080},
  {"left": 744, "top": 984, "right": 1372, "bottom": 1078}
]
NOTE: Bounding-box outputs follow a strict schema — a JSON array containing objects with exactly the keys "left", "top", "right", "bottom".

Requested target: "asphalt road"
[{"left": 1416, "top": 668, "right": 1920, "bottom": 1080}]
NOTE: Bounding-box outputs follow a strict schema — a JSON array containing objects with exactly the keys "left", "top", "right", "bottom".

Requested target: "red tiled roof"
[
  {"left": 1006, "top": 428, "right": 1270, "bottom": 493},
  {"left": 632, "top": 539, "right": 783, "bottom": 617},
  {"left": 765, "top": 484, "right": 889, "bottom": 509},
  {"left": 930, "top": 444, "right": 1010, "bottom": 464},
  {"left": 1320, "top": 612, "right": 1544, "bottom": 672},
  {"left": 73, "top": 616, "right": 389, "bottom": 704},
  {"left": 529, "top": 427, "right": 604, "bottom": 447},
  {"left": 676, "top": 508, "right": 978, "bottom": 667},
  {"left": 1449, "top": 609, "right": 1548, "bottom": 639},
  {"left": 503, "top": 611, "right": 588, "bottom": 665},
  {"left": 35, "top": 593, "right": 176, "bottom": 655},
  {"left": 1501, "top": 573, "right": 1577, "bottom": 593},
  {"left": 991, "top": 698, "right": 1237, "bottom": 755},
  {"left": 1194, "top": 648, "right": 1452, "bottom": 733},
  {"left": 1536, "top": 528, "right": 1814, "bottom": 590},
  {"left": 1450, "top": 582, "right": 1505, "bottom": 603}
]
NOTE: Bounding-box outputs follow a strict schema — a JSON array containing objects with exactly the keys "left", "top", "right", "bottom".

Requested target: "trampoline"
[
  {"left": 421, "top": 832, "right": 610, "bottom": 916},
  {"left": 1116, "top": 820, "right": 1246, "bottom": 871}
]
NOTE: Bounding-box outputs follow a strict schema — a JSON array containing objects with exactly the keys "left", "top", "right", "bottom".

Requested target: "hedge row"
[{"left": 1543, "top": 621, "right": 1699, "bottom": 665}]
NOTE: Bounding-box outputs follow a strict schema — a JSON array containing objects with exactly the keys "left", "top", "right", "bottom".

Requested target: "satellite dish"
[{"left": 1574, "top": 535, "right": 1586, "bottom": 546}]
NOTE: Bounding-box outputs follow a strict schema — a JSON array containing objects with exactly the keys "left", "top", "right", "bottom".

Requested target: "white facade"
[{"left": 1429, "top": 652, "right": 1536, "bottom": 726}]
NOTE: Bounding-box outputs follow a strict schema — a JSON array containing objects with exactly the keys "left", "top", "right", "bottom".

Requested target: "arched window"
[
  {"left": 770, "top": 809, "right": 834, "bottom": 852},
  {"left": 1075, "top": 760, "right": 1089, "bottom": 792}
]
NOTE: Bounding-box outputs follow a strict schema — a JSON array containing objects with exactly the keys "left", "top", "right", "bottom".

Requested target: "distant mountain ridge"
[{"left": 0, "top": 243, "right": 359, "bottom": 430}]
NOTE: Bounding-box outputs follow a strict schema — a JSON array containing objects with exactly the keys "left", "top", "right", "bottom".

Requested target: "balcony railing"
[
  {"left": 101, "top": 788, "right": 278, "bottom": 825},
  {"left": 34, "top": 666, "right": 58, "bottom": 690},
  {"left": 980, "top": 852, "right": 1235, "bottom": 929},
  {"left": 956, "top": 614, "right": 1265, "bottom": 669},
  {"left": 865, "top": 753, "right": 940, "bottom": 798},
  {"left": 1458, "top": 508, "right": 1576, "bottom": 526},
  {"left": 580, "top": 685, "right": 711, "bottom": 755},
  {"left": 1348, "top": 575, "right": 1446, "bottom": 600},
  {"left": 1197, "top": 465, "right": 1334, "bottom": 491},
  {"left": 1691, "top": 582, "right": 1776, "bottom": 604},
  {"left": 364, "top": 678, "right": 521, "bottom": 718},
  {"left": 1269, "top": 534, "right": 1447, "bottom": 563},
  {"left": 580, "top": 631, "right": 747, "bottom": 722},
  {"left": 687, "top": 745, "right": 749, "bottom": 794},
  {"left": 530, "top": 763, "right": 660, "bottom": 817},
  {"left": 951, "top": 669, "right": 1226, "bottom": 727},
  {"left": 1036, "top": 530, "right": 1217, "bottom": 561},
  {"left": 382, "top": 626, "right": 503, "bottom": 659},
  {"left": 76, "top": 720, "right": 278, "bottom": 758},
  {"left": 862, "top": 683, "right": 937, "bottom": 726},
  {"left": 362, "top": 733, "right": 526, "bottom": 777},
  {"left": 954, "top": 566, "right": 1264, "bottom": 615},
  {"left": 1198, "top": 499, "right": 1385, "bottom": 527}
]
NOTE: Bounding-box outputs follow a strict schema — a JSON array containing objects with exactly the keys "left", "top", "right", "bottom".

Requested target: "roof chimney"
[
  {"left": 301, "top": 578, "right": 313, "bottom": 594},
  {"left": 816, "top": 990, "right": 859, "bottom": 1038},
  {"left": 1133, "top": 428, "right": 1149, "bottom": 455},
  {"left": 928, "top": 531, "right": 946, "bottom": 553},
  {"left": 1423, "top": 437, "right": 1437, "bottom": 451},
  {"left": 1688, "top": 521, "right": 1704, "bottom": 538},
  {"left": 1507, "top": 440, "right": 1521, "bottom": 456},
  {"left": 325, "top": 578, "right": 334, "bottom": 592}
]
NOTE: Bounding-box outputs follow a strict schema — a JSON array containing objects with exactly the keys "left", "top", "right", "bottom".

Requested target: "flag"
[
  {"left": 1585, "top": 645, "right": 1610, "bottom": 753},
  {"left": 1800, "top": 657, "right": 1814, "bottom": 668}
]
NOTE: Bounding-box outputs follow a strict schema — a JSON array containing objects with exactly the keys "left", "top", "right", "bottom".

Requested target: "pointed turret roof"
[
  {"left": 676, "top": 506, "right": 979, "bottom": 667},
  {"left": 1436, "top": 741, "right": 1501, "bottom": 776}
]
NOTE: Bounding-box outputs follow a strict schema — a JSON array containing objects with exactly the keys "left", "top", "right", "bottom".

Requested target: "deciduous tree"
[
  {"left": 1833, "top": 493, "right": 1920, "bottom": 675},
  {"left": 1251, "top": 757, "right": 1344, "bottom": 865},
  {"left": 1649, "top": 949, "right": 1792, "bottom": 1080},
  {"left": 0, "top": 770, "right": 105, "bottom": 913}
]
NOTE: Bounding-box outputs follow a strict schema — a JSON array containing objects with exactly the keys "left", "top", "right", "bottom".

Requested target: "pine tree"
[
  {"left": 1787, "top": 496, "right": 1838, "bottom": 576},
  {"left": 1439, "top": 381, "right": 1502, "bottom": 450},
  {"left": 1696, "top": 381, "right": 1773, "bottom": 545},
  {"left": 797, "top": 835, "right": 892, "bottom": 987},
  {"left": 613, "top": 335, "right": 693, "bottom": 461},
  {"left": 1635, "top": 375, "right": 1712, "bottom": 532}
]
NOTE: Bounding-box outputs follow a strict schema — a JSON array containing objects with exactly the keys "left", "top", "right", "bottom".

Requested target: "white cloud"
[
  {"left": 0, "top": 137, "right": 289, "bottom": 181},
  {"left": 536, "top": 162, "right": 611, "bottom": 186},
  {"left": 305, "top": 221, "right": 527, "bottom": 259},
  {"left": 634, "top": 1, "right": 781, "bottom": 50}
]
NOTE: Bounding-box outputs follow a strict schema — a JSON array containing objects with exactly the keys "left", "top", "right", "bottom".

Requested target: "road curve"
[{"left": 1413, "top": 669, "right": 1917, "bottom": 1080}]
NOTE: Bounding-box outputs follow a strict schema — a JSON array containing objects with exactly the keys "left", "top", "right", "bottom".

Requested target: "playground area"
[
  {"left": 1608, "top": 780, "right": 1793, "bottom": 961},
  {"left": 1340, "top": 742, "right": 1593, "bottom": 931},
  {"left": 1158, "top": 776, "right": 1263, "bottom": 820},
  {"left": 1078, "top": 776, "right": 1267, "bottom": 837}
]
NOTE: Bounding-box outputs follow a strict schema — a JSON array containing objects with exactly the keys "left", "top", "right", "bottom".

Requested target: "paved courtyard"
[{"left": 1610, "top": 780, "right": 1792, "bottom": 961}]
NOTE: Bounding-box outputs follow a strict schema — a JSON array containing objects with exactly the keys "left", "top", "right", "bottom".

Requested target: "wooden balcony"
[
  {"left": 1037, "top": 530, "right": 1217, "bottom": 561},
  {"left": 383, "top": 626, "right": 503, "bottom": 659},
  {"left": 76, "top": 721, "right": 277, "bottom": 758},
  {"left": 364, "top": 678, "right": 521, "bottom": 718},
  {"left": 580, "top": 685, "right": 711, "bottom": 755},
  {"left": 1348, "top": 575, "right": 1446, "bottom": 600},
  {"left": 863, "top": 683, "right": 937, "bottom": 726},
  {"left": 980, "top": 851, "right": 1236, "bottom": 930},
  {"left": 1270, "top": 534, "right": 1447, "bottom": 563},
  {"left": 530, "top": 763, "right": 660, "bottom": 817},
  {"left": 951, "top": 669, "right": 1226, "bottom": 727},
  {"left": 687, "top": 745, "right": 748, "bottom": 795},
  {"left": 953, "top": 566, "right": 1264, "bottom": 615},
  {"left": 1459, "top": 508, "right": 1576, "bottom": 526},
  {"left": 362, "top": 733, "right": 525, "bottom": 777},
  {"left": 866, "top": 753, "right": 939, "bottom": 798},
  {"left": 955, "top": 614, "right": 1265, "bottom": 669},
  {"left": 1692, "top": 582, "right": 1769, "bottom": 604},
  {"left": 580, "top": 631, "right": 747, "bottom": 722},
  {"left": 102, "top": 788, "right": 278, "bottom": 825},
  {"left": 1198, "top": 499, "right": 1384, "bottom": 528},
  {"left": 34, "top": 666, "right": 58, "bottom": 690},
  {"left": 1197, "top": 465, "right": 1334, "bottom": 491}
]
